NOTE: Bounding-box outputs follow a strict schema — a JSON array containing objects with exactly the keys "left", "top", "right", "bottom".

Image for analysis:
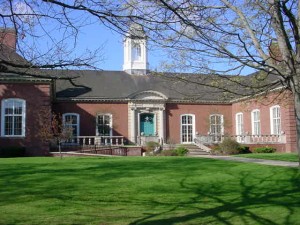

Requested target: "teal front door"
[{"left": 140, "top": 113, "right": 155, "bottom": 136}]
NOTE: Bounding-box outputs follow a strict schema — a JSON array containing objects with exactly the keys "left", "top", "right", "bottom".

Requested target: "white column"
[
  {"left": 159, "top": 108, "right": 165, "bottom": 144},
  {"left": 130, "top": 108, "right": 136, "bottom": 143}
]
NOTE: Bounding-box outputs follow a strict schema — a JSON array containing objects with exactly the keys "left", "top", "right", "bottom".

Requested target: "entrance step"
[{"left": 176, "top": 144, "right": 210, "bottom": 156}]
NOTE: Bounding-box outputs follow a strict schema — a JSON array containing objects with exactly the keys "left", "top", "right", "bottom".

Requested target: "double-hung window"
[
  {"left": 210, "top": 114, "right": 224, "bottom": 142},
  {"left": 96, "top": 114, "right": 112, "bottom": 136},
  {"left": 181, "top": 114, "right": 195, "bottom": 143},
  {"left": 1, "top": 99, "right": 26, "bottom": 137},
  {"left": 235, "top": 113, "right": 244, "bottom": 136},
  {"left": 270, "top": 106, "right": 281, "bottom": 135},
  {"left": 63, "top": 113, "right": 80, "bottom": 138},
  {"left": 235, "top": 113, "right": 244, "bottom": 142},
  {"left": 251, "top": 109, "right": 261, "bottom": 135}
]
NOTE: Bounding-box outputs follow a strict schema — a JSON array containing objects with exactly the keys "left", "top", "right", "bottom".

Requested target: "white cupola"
[{"left": 123, "top": 24, "right": 149, "bottom": 75}]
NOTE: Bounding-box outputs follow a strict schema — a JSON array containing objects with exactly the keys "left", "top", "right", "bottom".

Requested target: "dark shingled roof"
[
  {"left": 0, "top": 43, "right": 282, "bottom": 103},
  {"left": 0, "top": 44, "right": 30, "bottom": 71},
  {"left": 54, "top": 70, "right": 243, "bottom": 103}
]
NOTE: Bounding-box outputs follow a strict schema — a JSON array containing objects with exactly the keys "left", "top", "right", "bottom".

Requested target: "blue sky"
[
  {"left": 71, "top": 23, "right": 255, "bottom": 75},
  {"left": 74, "top": 23, "right": 164, "bottom": 72}
]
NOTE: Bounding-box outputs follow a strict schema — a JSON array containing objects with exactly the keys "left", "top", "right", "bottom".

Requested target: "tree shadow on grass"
[{"left": 128, "top": 167, "right": 300, "bottom": 225}]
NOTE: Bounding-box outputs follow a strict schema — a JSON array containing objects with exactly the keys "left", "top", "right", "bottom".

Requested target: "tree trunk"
[{"left": 293, "top": 92, "right": 300, "bottom": 166}]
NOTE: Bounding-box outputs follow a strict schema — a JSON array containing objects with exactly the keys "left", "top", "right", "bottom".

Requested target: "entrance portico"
[{"left": 128, "top": 91, "right": 166, "bottom": 145}]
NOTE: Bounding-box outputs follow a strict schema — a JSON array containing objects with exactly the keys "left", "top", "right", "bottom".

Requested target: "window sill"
[{"left": 0, "top": 136, "right": 26, "bottom": 139}]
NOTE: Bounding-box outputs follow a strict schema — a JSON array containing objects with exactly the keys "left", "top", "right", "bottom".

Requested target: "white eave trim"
[{"left": 55, "top": 97, "right": 231, "bottom": 104}]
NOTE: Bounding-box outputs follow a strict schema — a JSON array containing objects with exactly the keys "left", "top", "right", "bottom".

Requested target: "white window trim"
[
  {"left": 235, "top": 113, "right": 244, "bottom": 135},
  {"left": 96, "top": 113, "right": 113, "bottom": 136},
  {"left": 180, "top": 114, "right": 195, "bottom": 144},
  {"left": 209, "top": 114, "right": 224, "bottom": 135},
  {"left": 270, "top": 105, "right": 281, "bottom": 135},
  {"left": 1, "top": 98, "right": 26, "bottom": 137},
  {"left": 62, "top": 113, "right": 80, "bottom": 137},
  {"left": 251, "top": 109, "right": 261, "bottom": 135}
]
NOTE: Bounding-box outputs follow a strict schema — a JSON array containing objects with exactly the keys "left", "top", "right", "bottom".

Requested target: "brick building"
[{"left": 0, "top": 27, "right": 297, "bottom": 156}]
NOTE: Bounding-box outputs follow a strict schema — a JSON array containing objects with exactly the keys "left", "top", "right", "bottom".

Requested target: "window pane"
[
  {"left": 187, "top": 116, "right": 192, "bottom": 124},
  {"left": 217, "top": 116, "right": 222, "bottom": 124},
  {"left": 104, "top": 115, "right": 110, "bottom": 125},
  {"left": 14, "top": 116, "right": 22, "bottom": 135},
  {"left": 65, "top": 115, "right": 71, "bottom": 123},
  {"left": 5, "top": 116, "right": 13, "bottom": 135},
  {"left": 182, "top": 126, "right": 187, "bottom": 135},
  {"left": 182, "top": 116, "right": 186, "bottom": 124},
  {"left": 65, "top": 115, "right": 77, "bottom": 124},
  {"left": 71, "top": 125, "right": 77, "bottom": 136},
  {"left": 5, "top": 107, "right": 13, "bottom": 114},
  {"left": 72, "top": 115, "right": 77, "bottom": 124},
  {"left": 211, "top": 116, "right": 215, "bottom": 124},
  {"left": 99, "top": 116, "right": 104, "bottom": 124}
]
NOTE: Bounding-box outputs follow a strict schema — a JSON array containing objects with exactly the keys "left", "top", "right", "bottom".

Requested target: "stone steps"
[{"left": 176, "top": 144, "right": 210, "bottom": 156}]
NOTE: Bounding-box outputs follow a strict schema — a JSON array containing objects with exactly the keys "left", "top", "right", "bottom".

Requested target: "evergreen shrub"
[
  {"left": 253, "top": 146, "right": 276, "bottom": 153},
  {"left": 146, "top": 141, "right": 160, "bottom": 152},
  {"left": 219, "top": 138, "right": 241, "bottom": 155},
  {"left": 160, "top": 147, "right": 189, "bottom": 156}
]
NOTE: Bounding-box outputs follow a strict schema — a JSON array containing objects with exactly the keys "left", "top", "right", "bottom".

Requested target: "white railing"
[
  {"left": 194, "top": 138, "right": 211, "bottom": 152},
  {"left": 232, "top": 134, "right": 286, "bottom": 144},
  {"left": 195, "top": 134, "right": 286, "bottom": 145},
  {"left": 65, "top": 136, "right": 124, "bottom": 146}
]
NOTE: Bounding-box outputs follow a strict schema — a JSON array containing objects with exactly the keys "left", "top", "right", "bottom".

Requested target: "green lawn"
[
  {"left": 0, "top": 157, "right": 299, "bottom": 225},
  {"left": 235, "top": 153, "right": 299, "bottom": 162}
]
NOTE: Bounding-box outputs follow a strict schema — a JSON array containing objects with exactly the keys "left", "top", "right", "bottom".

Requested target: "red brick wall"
[
  {"left": 166, "top": 103, "right": 232, "bottom": 143},
  {"left": 232, "top": 91, "right": 297, "bottom": 152},
  {"left": 126, "top": 147, "right": 142, "bottom": 156},
  {"left": 0, "top": 83, "right": 52, "bottom": 156},
  {"left": 53, "top": 102, "right": 129, "bottom": 143}
]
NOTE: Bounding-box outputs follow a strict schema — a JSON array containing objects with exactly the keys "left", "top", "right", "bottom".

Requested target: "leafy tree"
[{"left": 39, "top": 108, "right": 73, "bottom": 159}]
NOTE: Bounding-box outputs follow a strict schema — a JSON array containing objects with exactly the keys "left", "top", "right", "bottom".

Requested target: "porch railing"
[
  {"left": 195, "top": 134, "right": 286, "bottom": 145},
  {"left": 65, "top": 136, "right": 124, "bottom": 146},
  {"left": 79, "top": 146, "right": 128, "bottom": 156}
]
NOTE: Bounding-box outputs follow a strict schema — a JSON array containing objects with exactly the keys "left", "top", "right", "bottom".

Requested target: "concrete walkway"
[{"left": 193, "top": 155, "right": 299, "bottom": 168}]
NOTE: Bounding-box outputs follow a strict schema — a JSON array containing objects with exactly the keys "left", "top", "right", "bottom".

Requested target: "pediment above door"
[{"left": 128, "top": 90, "right": 168, "bottom": 101}]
